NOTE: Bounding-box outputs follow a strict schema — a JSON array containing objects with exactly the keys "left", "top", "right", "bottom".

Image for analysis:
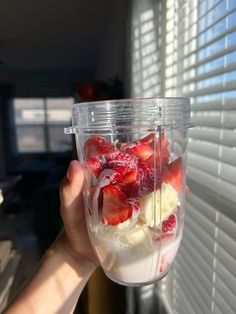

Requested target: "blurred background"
[{"left": 0, "top": 0, "right": 236, "bottom": 313}]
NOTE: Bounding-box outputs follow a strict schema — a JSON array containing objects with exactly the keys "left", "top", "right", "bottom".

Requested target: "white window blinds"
[{"left": 129, "top": 0, "right": 236, "bottom": 313}]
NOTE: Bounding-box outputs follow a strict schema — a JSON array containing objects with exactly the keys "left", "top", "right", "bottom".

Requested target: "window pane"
[
  {"left": 198, "top": 18, "right": 226, "bottom": 47},
  {"left": 48, "top": 126, "right": 72, "bottom": 152},
  {"left": 16, "top": 126, "right": 45, "bottom": 152},
  {"left": 198, "top": 38, "right": 225, "bottom": 61},
  {"left": 225, "top": 70, "right": 236, "bottom": 82},
  {"left": 197, "top": 74, "right": 223, "bottom": 89},
  {"left": 226, "top": 51, "right": 236, "bottom": 64},
  {"left": 228, "top": 0, "right": 236, "bottom": 10},
  {"left": 228, "top": 11, "right": 236, "bottom": 28},
  {"left": 197, "top": 56, "right": 224, "bottom": 75},
  {"left": 227, "top": 31, "right": 236, "bottom": 47},
  {"left": 14, "top": 98, "right": 45, "bottom": 124},
  {"left": 46, "top": 98, "right": 73, "bottom": 124}
]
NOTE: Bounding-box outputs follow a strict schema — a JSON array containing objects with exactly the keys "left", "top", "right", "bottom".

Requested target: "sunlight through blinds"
[
  {"left": 157, "top": 0, "right": 236, "bottom": 313},
  {"left": 129, "top": 0, "right": 236, "bottom": 313}
]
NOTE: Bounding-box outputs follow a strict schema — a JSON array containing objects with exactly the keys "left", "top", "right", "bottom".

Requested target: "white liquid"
[{"left": 92, "top": 225, "right": 182, "bottom": 285}]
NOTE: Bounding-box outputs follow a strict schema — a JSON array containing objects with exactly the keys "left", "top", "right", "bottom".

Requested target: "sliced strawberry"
[
  {"left": 84, "top": 136, "right": 118, "bottom": 159},
  {"left": 118, "top": 167, "right": 137, "bottom": 186},
  {"left": 106, "top": 151, "right": 137, "bottom": 168},
  {"left": 123, "top": 142, "right": 154, "bottom": 161},
  {"left": 101, "top": 185, "right": 133, "bottom": 225},
  {"left": 155, "top": 214, "right": 177, "bottom": 241},
  {"left": 139, "top": 133, "right": 155, "bottom": 145},
  {"left": 160, "top": 258, "right": 170, "bottom": 273},
  {"left": 162, "top": 158, "right": 183, "bottom": 191},
  {"left": 144, "top": 139, "right": 169, "bottom": 167},
  {"left": 106, "top": 152, "right": 138, "bottom": 185},
  {"left": 159, "top": 138, "right": 169, "bottom": 164},
  {"left": 158, "top": 132, "right": 169, "bottom": 158},
  {"left": 86, "top": 156, "right": 104, "bottom": 177},
  {"left": 140, "top": 132, "right": 169, "bottom": 154},
  {"left": 124, "top": 132, "right": 169, "bottom": 164},
  {"left": 162, "top": 214, "right": 176, "bottom": 234},
  {"left": 135, "top": 161, "right": 155, "bottom": 195},
  {"left": 124, "top": 161, "right": 161, "bottom": 198}
]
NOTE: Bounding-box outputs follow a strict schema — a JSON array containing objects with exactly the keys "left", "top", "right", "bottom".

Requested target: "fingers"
[{"left": 60, "top": 160, "right": 84, "bottom": 208}]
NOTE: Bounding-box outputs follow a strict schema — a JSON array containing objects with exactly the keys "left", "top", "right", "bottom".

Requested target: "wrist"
[{"left": 53, "top": 231, "right": 97, "bottom": 276}]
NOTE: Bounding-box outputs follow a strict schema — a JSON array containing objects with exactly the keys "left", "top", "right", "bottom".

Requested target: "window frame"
[{"left": 13, "top": 97, "right": 74, "bottom": 155}]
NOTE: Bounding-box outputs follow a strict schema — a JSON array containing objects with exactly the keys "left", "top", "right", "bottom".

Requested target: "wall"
[
  {"left": 0, "top": 88, "right": 6, "bottom": 177},
  {"left": 0, "top": 85, "right": 13, "bottom": 177},
  {"left": 95, "top": 0, "right": 129, "bottom": 83},
  {"left": 0, "top": 69, "right": 95, "bottom": 98}
]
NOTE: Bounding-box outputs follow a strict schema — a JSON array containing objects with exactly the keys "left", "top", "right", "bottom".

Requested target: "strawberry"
[
  {"left": 155, "top": 214, "right": 177, "bottom": 241},
  {"left": 124, "top": 161, "right": 161, "bottom": 198},
  {"left": 123, "top": 142, "right": 154, "bottom": 161},
  {"left": 123, "top": 132, "right": 169, "bottom": 164},
  {"left": 86, "top": 156, "right": 104, "bottom": 177},
  {"left": 118, "top": 168, "right": 137, "bottom": 186},
  {"left": 101, "top": 185, "right": 133, "bottom": 225},
  {"left": 106, "top": 152, "right": 138, "bottom": 185},
  {"left": 106, "top": 152, "right": 137, "bottom": 169},
  {"left": 139, "top": 133, "right": 155, "bottom": 145},
  {"left": 136, "top": 162, "right": 155, "bottom": 195},
  {"left": 160, "top": 258, "right": 170, "bottom": 273},
  {"left": 162, "top": 158, "right": 183, "bottom": 191},
  {"left": 140, "top": 132, "right": 168, "bottom": 151},
  {"left": 145, "top": 141, "right": 169, "bottom": 167},
  {"left": 157, "top": 132, "right": 169, "bottom": 164},
  {"left": 84, "top": 136, "right": 118, "bottom": 159},
  {"left": 162, "top": 214, "right": 176, "bottom": 233}
]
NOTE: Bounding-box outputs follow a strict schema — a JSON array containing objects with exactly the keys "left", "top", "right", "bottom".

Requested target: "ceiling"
[{"left": 0, "top": 0, "right": 114, "bottom": 71}]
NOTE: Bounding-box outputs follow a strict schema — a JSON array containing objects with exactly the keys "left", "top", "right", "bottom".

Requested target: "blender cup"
[{"left": 65, "top": 98, "right": 192, "bottom": 286}]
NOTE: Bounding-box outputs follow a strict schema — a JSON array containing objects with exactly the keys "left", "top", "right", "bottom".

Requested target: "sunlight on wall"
[
  {"left": 131, "top": 0, "right": 162, "bottom": 97},
  {"left": 164, "top": 0, "right": 198, "bottom": 97}
]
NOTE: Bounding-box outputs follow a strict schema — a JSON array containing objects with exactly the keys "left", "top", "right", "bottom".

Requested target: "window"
[
  {"left": 129, "top": 0, "right": 236, "bottom": 313},
  {"left": 13, "top": 98, "right": 73, "bottom": 153}
]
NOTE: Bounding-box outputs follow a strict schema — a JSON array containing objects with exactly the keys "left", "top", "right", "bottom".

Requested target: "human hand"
[
  {"left": 4, "top": 161, "right": 97, "bottom": 314},
  {"left": 58, "top": 160, "right": 98, "bottom": 269}
]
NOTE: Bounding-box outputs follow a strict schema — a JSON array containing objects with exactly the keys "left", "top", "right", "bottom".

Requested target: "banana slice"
[
  {"left": 140, "top": 183, "right": 178, "bottom": 227},
  {"left": 95, "top": 220, "right": 153, "bottom": 256},
  {"left": 120, "top": 223, "right": 153, "bottom": 255}
]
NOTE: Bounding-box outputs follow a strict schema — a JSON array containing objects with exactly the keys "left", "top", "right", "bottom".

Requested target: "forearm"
[{"left": 5, "top": 234, "right": 96, "bottom": 314}]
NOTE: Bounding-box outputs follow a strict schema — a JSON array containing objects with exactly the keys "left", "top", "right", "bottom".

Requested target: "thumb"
[{"left": 60, "top": 160, "right": 85, "bottom": 224}]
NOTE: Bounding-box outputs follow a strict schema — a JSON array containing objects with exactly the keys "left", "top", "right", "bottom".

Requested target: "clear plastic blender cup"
[{"left": 65, "top": 97, "right": 192, "bottom": 286}]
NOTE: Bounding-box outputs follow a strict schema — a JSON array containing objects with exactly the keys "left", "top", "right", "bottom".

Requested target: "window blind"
[
  {"left": 13, "top": 98, "right": 73, "bottom": 153},
  {"left": 158, "top": 0, "right": 236, "bottom": 313},
  {"left": 129, "top": 0, "right": 236, "bottom": 313}
]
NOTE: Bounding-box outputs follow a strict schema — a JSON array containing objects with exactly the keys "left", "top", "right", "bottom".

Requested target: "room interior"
[
  {"left": 0, "top": 0, "right": 236, "bottom": 313},
  {"left": 0, "top": 1, "right": 129, "bottom": 313}
]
